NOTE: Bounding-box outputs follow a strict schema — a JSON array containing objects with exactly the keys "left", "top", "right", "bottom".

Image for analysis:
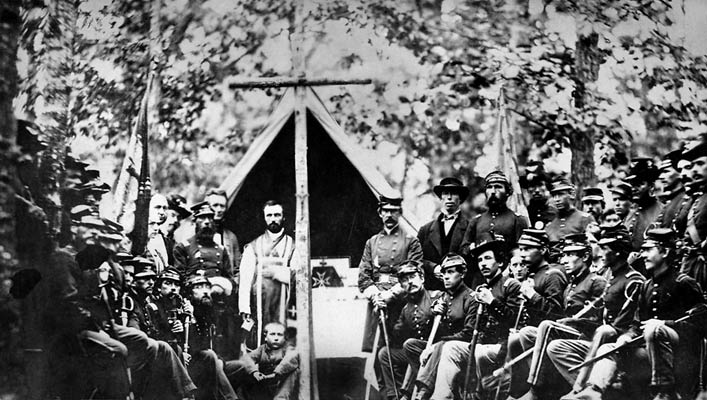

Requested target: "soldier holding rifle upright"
[{"left": 568, "top": 228, "right": 705, "bottom": 400}]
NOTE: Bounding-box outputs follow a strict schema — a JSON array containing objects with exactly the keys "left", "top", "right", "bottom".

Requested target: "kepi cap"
[
  {"left": 440, "top": 254, "right": 467, "bottom": 272},
  {"left": 641, "top": 228, "right": 676, "bottom": 249},
  {"left": 378, "top": 195, "right": 403, "bottom": 210},
  {"left": 581, "top": 187, "right": 604, "bottom": 203},
  {"left": 396, "top": 259, "right": 424, "bottom": 278}
]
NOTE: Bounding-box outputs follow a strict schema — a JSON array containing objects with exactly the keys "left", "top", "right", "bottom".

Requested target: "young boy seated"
[{"left": 224, "top": 322, "right": 299, "bottom": 400}]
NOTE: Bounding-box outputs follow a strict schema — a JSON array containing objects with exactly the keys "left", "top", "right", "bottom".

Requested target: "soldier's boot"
[
  {"left": 516, "top": 386, "right": 540, "bottom": 400},
  {"left": 561, "top": 385, "right": 602, "bottom": 400}
]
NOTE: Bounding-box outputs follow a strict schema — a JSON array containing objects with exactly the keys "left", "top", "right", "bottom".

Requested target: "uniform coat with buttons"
[
  {"left": 623, "top": 198, "right": 663, "bottom": 251},
  {"left": 418, "top": 213, "right": 470, "bottom": 291},
  {"left": 392, "top": 289, "right": 443, "bottom": 343},
  {"left": 358, "top": 225, "right": 423, "bottom": 351},
  {"left": 173, "top": 237, "right": 232, "bottom": 280},
  {"left": 528, "top": 200, "right": 558, "bottom": 230},
  {"left": 525, "top": 263, "right": 568, "bottom": 326},
  {"left": 656, "top": 189, "right": 688, "bottom": 233},
  {"left": 545, "top": 209, "right": 596, "bottom": 245},
  {"left": 602, "top": 263, "right": 645, "bottom": 332},
  {"left": 560, "top": 267, "right": 607, "bottom": 336}
]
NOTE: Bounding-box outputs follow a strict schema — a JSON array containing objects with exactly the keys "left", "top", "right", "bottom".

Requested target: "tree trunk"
[
  {"left": 33, "top": 0, "right": 79, "bottom": 235},
  {"left": 571, "top": 32, "right": 601, "bottom": 190}
]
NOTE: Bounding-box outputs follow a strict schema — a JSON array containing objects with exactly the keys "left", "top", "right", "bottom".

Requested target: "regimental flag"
[{"left": 495, "top": 86, "right": 529, "bottom": 219}]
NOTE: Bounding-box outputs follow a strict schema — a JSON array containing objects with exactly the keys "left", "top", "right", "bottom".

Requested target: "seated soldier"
[
  {"left": 566, "top": 229, "right": 706, "bottom": 400},
  {"left": 412, "top": 254, "right": 474, "bottom": 400},
  {"left": 224, "top": 322, "right": 299, "bottom": 400},
  {"left": 431, "top": 238, "right": 522, "bottom": 399},
  {"left": 378, "top": 260, "right": 443, "bottom": 400}
]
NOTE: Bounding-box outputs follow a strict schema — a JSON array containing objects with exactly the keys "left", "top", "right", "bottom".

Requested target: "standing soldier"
[
  {"left": 174, "top": 202, "right": 232, "bottom": 280},
  {"left": 680, "top": 140, "right": 707, "bottom": 291},
  {"left": 609, "top": 182, "right": 633, "bottom": 222},
  {"left": 239, "top": 200, "right": 297, "bottom": 347},
  {"left": 418, "top": 177, "right": 471, "bottom": 291},
  {"left": 544, "top": 179, "right": 596, "bottom": 246},
  {"left": 547, "top": 224, "right": 644, "bottom": 399},
  {"left": 623, "top": 158, "right": 663, "bottom": 252},
  {"left": 125, "top": 257, "right": 159, "bottom": 334},
  {"left": 567, "top": 229, "right": 705, "bottom": 400},
  {"left": 654, "top": 150, "right": 688, "bottom": 233},
  {"left": 358, "top": 195, "right": 423, "bottom": 353},
  {"left": 462, "top": 171, "right": 529, "bottom": 288},
  {"left": 205, "top": 188, "right": 242, "bottom": 280},
  {"left": 522, "top": 160, "right": 557, "bottom": 230},
  {"left": 580, "top": 188, "right": 605, "bottom": 223}
]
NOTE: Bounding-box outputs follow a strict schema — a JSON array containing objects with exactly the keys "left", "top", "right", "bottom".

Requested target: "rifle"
[
  {"left": 379, "top": 309, "right": 400, "bottom": 400},
  {"left": 462, "top": 299, "right": 485, "bottom": 400},
  {"left": 568, "top": 308, "right": 706, "bottom": 372}
]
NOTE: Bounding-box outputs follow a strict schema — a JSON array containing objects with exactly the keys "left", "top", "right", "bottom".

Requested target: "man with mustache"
[
  {"left": 239, "top": 200, "right": 298, "bottom": 348},
  {"left": 377, "top": 259, "right": 443, "bottom": 400},
  {"left": 462, "top": 171, "right": 529, "bottom": 287},
  {"left": 358, "top": 196, "right": 423, "bottom": 353},
  {"left": 654, "top": 151, "right": 687, "bottom": 234},
  {"left": 623, "top": 158, "right": 663, "bottom": 252},
  {"left": 418, "top": 177, "right": 471, "bottom": 290},
  {"left": 174, "top": 202, "right": 232, "bottom": 280}
]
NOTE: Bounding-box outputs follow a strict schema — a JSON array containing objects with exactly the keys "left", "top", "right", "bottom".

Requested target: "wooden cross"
[{"left": 229, "top": 1, "right": 371, "bottom": 399}]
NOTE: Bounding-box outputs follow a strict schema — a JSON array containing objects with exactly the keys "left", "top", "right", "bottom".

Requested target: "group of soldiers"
[
  {"left": 12, "top": 131, "right": 301, "bottom": 400},
  {"left": 358, "top": 137, "right": 707, "bottom": 400}
]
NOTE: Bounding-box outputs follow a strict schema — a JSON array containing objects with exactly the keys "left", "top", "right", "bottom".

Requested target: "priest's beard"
[{"left": 267, "top": 221, "right": 282, "bottom": 233}]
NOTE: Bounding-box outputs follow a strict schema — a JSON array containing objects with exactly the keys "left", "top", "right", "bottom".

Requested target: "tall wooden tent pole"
[{"left": 291, "top": 0, "right": 318, "bottom": 399}]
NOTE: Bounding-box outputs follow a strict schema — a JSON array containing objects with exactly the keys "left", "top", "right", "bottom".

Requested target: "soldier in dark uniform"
[
  {"left": 545, "top": 179, "right": 596, "bottom": 247},
  {"left": 570, "top": 228, "right": 705, "bottom": 400},
  {"left": 623, "top": 158, "right": 663, "bottom": 252},
  {"left": 417, "top": 177, "right": 471, "bottom": 291},
  {"left": 514, "top": 234, "right": 606, "bottom": 400},
  {"left": 680, "top": 140, "right": 707, "bottom": 291},
  {"left": 609, "top": 182, "right": 633, "bottom": 222},
  {"left": 522, "top": 160, "right": 557, "bottom": 230},
  {"left": 174, "top": 202, "right": 232, "bottom": 280},
  {"left": 147, "top": 268, "right": 187, "bottom": 352},
  {"left": 654, "top": 150, "right": 688, "bottom": 234},
  {"left": 377, "top": 260, "right": 442, "bottom": 400},
  {"left": 462, "top": 171, "right": 529, "bottom": 288},
  {"left": 547, "top": 224, "right": 645, "bottom": 398},
  {"left": 183, "top": 274, "right": 238, "bottom": 400},
  {"left": 162, "top": 194, "right": 191, "bottom": 255},
  {"left": 413, "top": 254, "right": 475, "bottom": 400},
  {"left": 358, "top": 195, "right": 423, "bottom": 352},
  {"left": 581, "top": 187, "right": 606, "bottom": 223},
  {"left": 125, "top": 257, "right": 159, "bottom": 335},
  {"left": 431, "top": 239, "right": 522, "bottom": 399},
  {"left": 505, "top": 229, "right": 567, "bottom": 398}
]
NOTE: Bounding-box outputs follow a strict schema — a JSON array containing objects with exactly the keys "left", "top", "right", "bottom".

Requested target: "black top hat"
[
  {"left": 378, "top": 195, "right": 403, "bottom": 209},
  {"left": 626, "top": 158, "right": 659, "bottom": 184},
  {"left": 191, "top": 201, "right": 215, "bottom": 218},
  {"left": 433, "top": 177, "right": 470, "bottom": 201},
  {"left": 581, "top": 187, "right": 604, "bottom": 203},
  {"left": 641, "top": 228, "right": 676, "bottom": 249},
  {"left": 682, "top": 140, "right": 707, "bottom": 162},
  {"left": 396, "top": 259, "right": 425, "bottom": 278}
]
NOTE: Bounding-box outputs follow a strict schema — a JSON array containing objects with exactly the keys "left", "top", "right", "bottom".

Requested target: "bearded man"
[{"left": 238, "top": 200, "right": 298, "bottom": 348}]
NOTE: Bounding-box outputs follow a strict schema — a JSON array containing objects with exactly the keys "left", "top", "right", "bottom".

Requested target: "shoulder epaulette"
[{"left": 474, "top": 214, "right": 482, "bottom": 219}]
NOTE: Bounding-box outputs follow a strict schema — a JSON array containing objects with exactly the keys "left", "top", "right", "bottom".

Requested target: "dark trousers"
[
  {"left": 223, "top": 358, "right": 299, "bottom": 400},
  {"left": 378, "top": 346, "right": 410, "bottom": 399},
  {"left": 189, "top": 349, "right": 237, "bottom": 400}
]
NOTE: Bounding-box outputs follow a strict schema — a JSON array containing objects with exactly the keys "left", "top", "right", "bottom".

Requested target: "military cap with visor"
[
  {"left": 641, "top": 228, "right": 677, "bottom": 249},
  {"left": 517, "top": 228, "right": 550, "bottom": 248},
  {"left": 440, "top": 253, "right": 467, "bottom": 272},
  {"left": 191, "top": 201, "right": 215, "bottom": 218},
  {"left": 549, "top": 178, "right": 574, "bottom": 194},
  {"left": 581, "top": 187, "right": 604, "bottom": 203},
  {"left": 561, "top": 233, "right": 590, "bottom": 252},
  {"left": 378, "top": 195, "right": 403, "bottom": 210},
  {"left": 681, "top": 140, "right": 707, "bottom": 162},
  {"left": 626, "top": 157, "right": 659, "bottom": 184},
  {"left": 397, "top": 259, "right": 425, "bottom": 278},
  {"left": 157, "top": 268, "right": 181, "bottom": 284}
]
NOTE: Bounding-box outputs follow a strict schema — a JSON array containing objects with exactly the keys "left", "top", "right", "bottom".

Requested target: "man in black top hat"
[
  {"left": 462, "top": 171, "right": 529, "bottom": 287},
  {"left": 523, "top": 161, "right": 558, "bottom": 229},
  {"left": 417, "top": 177, "right": 471, "bottom": 291},
  {"left": 623, "top": 158, "right": 663, "bottom": 251},
  {"left": 174, "top": 202, "right": 232, "bottom": 280},
  {"left": 358, "top": 195, "right": 423, "bottom": 352},
  {"left": 162, "top": 193, "right": 191, "bottom": 253},
  {"left": 570, "top": 229, "right": 705, "bottom": 400}
]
